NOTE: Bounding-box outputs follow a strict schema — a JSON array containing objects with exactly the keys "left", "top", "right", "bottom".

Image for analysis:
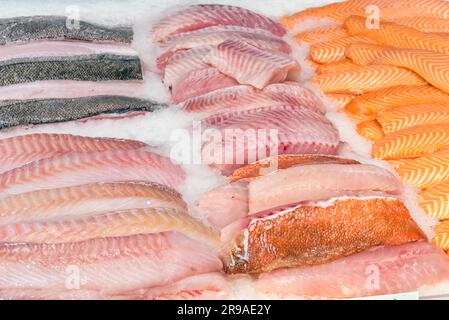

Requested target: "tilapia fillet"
[{"left": 223, "top": 198, "right": 425, "bottom": 274}]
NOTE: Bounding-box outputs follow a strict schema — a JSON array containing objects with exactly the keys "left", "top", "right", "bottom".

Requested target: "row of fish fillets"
[
  {"left": 281, "top": 0, "right": 449, "bottom": 253},
  {"left": 152, "top": 4, "right": 340, "bottom": 173}
]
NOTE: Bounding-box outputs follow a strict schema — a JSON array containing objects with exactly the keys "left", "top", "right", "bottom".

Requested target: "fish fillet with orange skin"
[
  {"left": 205, "top": 39, "right": 299, "bottom": 89},
  {"left": 0, "top": 134, "right": 145, "bottom": 174},
  {"left": 312, "top": 64, "right": 425, "bottom": 95},
  {"left": 356, "top": 120, "right": 384, "bottom": 141},
  {"left": 377, "top": 103, "right": 449, "bottom": 134},
  {"left": 294, "top": 25, "right": 348, "bottom": 45},
  {"left": 0, "top": 182, "right": 187, "bottom": 225},
  {"left": 0, "top": 207, "right": 220, "bottom": 245},
  {"left": 316, "top": 59, "right": 357, "bottom": 75},
  {"left": 248, "top": 163, "right": 402, "bottom": 215},
  {"left": 395, "top": 148, "right": 449, "bottom": 189},
  {"left": 256, "top": 241, "right": 449, "bottom": 299},
  {"left": 0, "top": 147, "right": 185, "bottom": 197},
  {"left": 222, "top": 198, "right": 425, "bottom": 274},
  {"left": 372, "top": 123, "right": 449, "bottom": 160},
  {"left": 0, "top": 232, "right": 222, "bottom": 298},
  {"left": 420, "top": 179, "right": 449, "bottom": 219}
]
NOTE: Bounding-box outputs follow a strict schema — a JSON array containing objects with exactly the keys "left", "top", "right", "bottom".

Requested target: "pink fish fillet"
[
  {"left": 201, "top": 105, "right": 340, "bottom": 173},
  {"left": 156, "top": 25, "right": 291, "bottom": 70},
  {"left": 0, "top": 181, "right": 187, "bottom": 225},
  {"left": 0, "top": 133, "right": 145, "bottom": 174},
  {"left": 0, "top": 147, "right": 185, "bottom": 197},
  {"left": 152, "top": 4, "right": 286, "bottom": 42},
  {"left": 0, "top": 232, "right": 222, "bottom": 298},
  {"left": 256, "top": 242, "right": 449, "bottom": 299},
  {"left": 205, "top": 39, "right": 299, "bottom": 89},
  {"left": 171, "top": 67, "right": 238, "bottom": 104},
  {"left": 248, "top": 163, "right": 403, "bottom": 214}
]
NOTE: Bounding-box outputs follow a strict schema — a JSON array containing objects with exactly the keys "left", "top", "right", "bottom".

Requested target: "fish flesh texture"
[
  {"left": 377, "top": 103, "right": 449, "bottom": 134},
  {"left": 394, "top": 17, "right": 449, "bottom": 33},
  {"left": 294, "top": 25, "right": 348, "bottom": 45},
  {"left": 0, "top": 54, "right": 142, "bottom": 86},
  {"left": 0, "top": 232, "right": 222, "bottom": 298},
  {"left": 345, "top": 42, "right": 392, "bottom": 66},
  {"left": 356, "top": 120, "right": 384, "bottom": 141},
  {"left": 0, "top": 96, "right": 164, "bottom": 130},
  {"left": 396, "top": 148, "right": 449, "bottom": 189},
  {"left": 345, "top": 85, "right": 449, "bottom": 120},
  {"left": 222, "top": 198, "right": 425, "bottom": 274},
  {"left": 201, "top": 105, "right": 340, "bottom": 173},
  {"left": 0, "top": 207, "right": 219, "bottom": 245},
  {"left": 372, "top": 123, "right": 449, "bottom": 160},
  {"left": 171, "top": 67, "right": 238, "bottom": 104},
  {"left": 434, "top": 222, "right": 449, "bottom": 249},
  {"left": 0, "top": 133, "right": 145, "bottom": 174},
  {"left": 0, "top": 181, "right": 187, "bottom": 225},
  {"left": 325, "top": 93, "right": 355, "bottom": 109},
  {"left": 0, "top": 16, "right": 133, "bottom": 45},
  {"left": 156, "top": 26, "right": 290, "bottom": 70},
  {"left": 152, "top": 4, "right": 286, "bottom": 42},
  {"left": 420, "top": 179, "right": 449, "bottom": 219},
  {"left": 0, "top": 81, "right": 146, "bottom": 100},
  {"left": 256, "top": 241, "right": 449, "bottom": 299},
  {"left": 316, "top": 59, "right": 358, "bottom": 75},
  {"left": 205, "top": 39, "right": 299, "bottom": 89},
  {"left": 247, "top": 163, "right": 403, "bottom": 215},
  {"left": 0, "top": 147, "right": 185, "bottom": 196},
  {"left": 312, "top": 64, "right": 426, "bottom": 95}
]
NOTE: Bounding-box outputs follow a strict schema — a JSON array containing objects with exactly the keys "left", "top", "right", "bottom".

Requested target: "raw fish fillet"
[
  {"left": 356, "top": 120, "right": 384, "bottom": 141},
  {"left": 0, "top": 207, "right": 219, "bottom": 245},
  {"left": 394, "top": 17, "right": 449, "bottom": 33},
  {"left": 0, "top": 147, "right": 185, "bottom": 196},
  {"left": 257, "top": 241, "right": 449, "bottom": 299},
  {"left": 0, "top": 96, "right": 164, "bottom": 130},
  {"left": 0, "top": 16, "right": 133, "bottom": 44},
  {"left": 372, "top": 124, "right": 449, "bottom": 160},
  {"left": 434, "top": 222, "right": 449, "bottom": 249},
  {"left": 0, "top": 133, "right": 145, "bottom": 173},
  {"left": 222, "top": 198, "right": 425, "bottom": 274},
  {"left": 316, "top": 59, "right": 357, "bottom": 75},
  {"left": 396, "top": 149, "right": 449, "bottom": 189},
  {"left": 248, "top": 163, "right": 403, "bottom": 215},
  {"left": 420, "top": 179, "right": 449, "bottom": 219},
  {"left": 325, "top": 93, "right": 355, "bottom": 109},
  {"left": 0, "top": 54, "right": 142, "bottom": 86},
  {"left": 377, "top": 103, "right": 449, "bottom": 134},
  {"left": 205, "top": 39, "right": 299, "bottom": 89},
  {"left": 294, "top": 26, "right": 348, "bottom": 45},
  {"left": 0, "top": 232, "right": 221, "bottom": 298},
  {"left": 171, "top": 67, "right": 238, "bottom": 104},
  {"left": 345, "top": 42, "right": 391, "bottom": 66},
  {"left": 152, "top": 4, "right": 286, "bottom": 42},
  {"left": 312, "top": 65, "right": 425, "bottom": 95},
  {"left": 0, "top": 182, "right": 187, "bottom": 225}
]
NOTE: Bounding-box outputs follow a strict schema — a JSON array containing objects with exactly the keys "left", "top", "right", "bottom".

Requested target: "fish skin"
[
  {"left": 0, "top": 147, "right": 185, "bottom": 196},
  {"left": 420, "top": 179, "right": 449, "bottom": 219},
  {"left": 377, "top": 103, "right": 449, "bottom": 134},
  {"left": 372, "top": 123, "right": 449, "bottom": 160},
  {"left": 356, "top": 120, "right": 384, "bottom": 141},
  {"left": 0, "top": 15, "right": 133, "bottom": 45},
  {"left": 316, "top": 59, "right": 358, "bottom": 75},
  {"left": 0, "top": 207, "right": 220, "bottom": 245},
  {"left": 0, "top": 181, "right": 187, "bottom": 225},
  {"left": 0, "top": 96, "right": 164, "bottom": 130},
  {"left": 256, "top": 241, "right": 449, "bottom": 299},
  {"left": 312, "top": 64, "right": 426, "bottom": 95},
  {"left": 248, "top": 163, "right": 403, "bottom": 215},
  {"left": 396, "top": 149, "right": 449, "bottom": 189},
  {"left": 223, "top": 198, "right": 425, "bottom": 274},
  {"left": 152, "top": 4, "right": 286, "bottom": 42},
  {"left": 0, "top": 232, "right": 222, "bottom": 296},
  {"left": 294, "top": 25, "right": 348, "bottom": 45},
  {"left": 0, "top": 54, "right": 142, "bottom": 86},
  {"left": 205, "top": 39, "right": 299, "bottom": 89},
  {"left": 0, "top": 133, "right": 145, "bottom": 173}
]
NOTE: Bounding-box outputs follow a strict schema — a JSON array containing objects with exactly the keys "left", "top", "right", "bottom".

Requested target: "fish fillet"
[
  {"left": 312, "top": 64, "right": 426, "bottom": 95},
  {"left": 325, "top": 93, "right": 355, "bottom": 109},
  {"left": 373, "top": 123, "right": 449, "bottom": 160},
  {"left": 152, "top": 4, "right": 286, "bottom": 42},
  {"left": 294, "top": 25, "right": 348, "bottom": 45},
  {"left": 394, "top": 16, "right": 449, "bottom": 33},
  {"left": 0, "top": 96, "right": 164, "bottom": 130},
  {"left": 0, "top": 133, "right": 145, "bottom": 173},
  {"left": 356, "top": 120, "right": 384, "bottom": 141},
  {"left": 257, "top": 241, "right": 449, "bottom": 299},
  {"left": 248, "top": 163, "right": 403, "bottom": 215},
  {"left": 0, "top": 147, "right": 185, "bottom": 196},
  {"left": 223, "top": 198, "right": 425, "bottom": 274},
  {"left": 205, "top": 39, "right": 299, "bottom": 89},
  {"left": 316, "top": 59, "right": 358, "bottom": 75},
  {"left": 420, "top": 179, "right": 449, "bottom": 219},
  {"left": 0, "top": 182, "right": 187, "bottom": 225},
  {"left": 345, "top": 42, "right": 391, "bottom": 65}
]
